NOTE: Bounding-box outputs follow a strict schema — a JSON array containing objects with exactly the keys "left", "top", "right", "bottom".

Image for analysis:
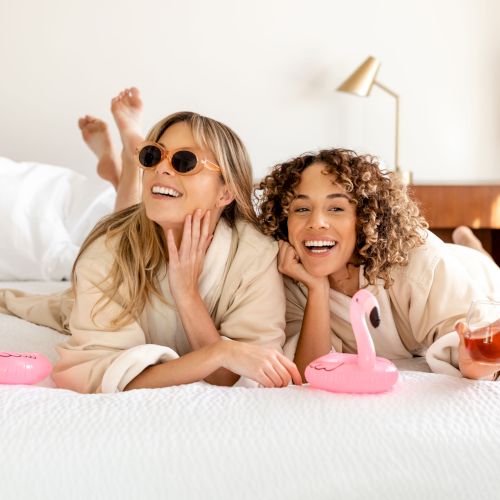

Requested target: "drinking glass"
[{"left": 464, "top": 299, "right": 500, "bottom": 363}]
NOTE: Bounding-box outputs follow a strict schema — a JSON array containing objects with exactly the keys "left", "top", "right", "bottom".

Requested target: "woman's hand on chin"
[
  {"left": 219, "top": 341, "right": 302, "bottom": 387},
  {"left": 455, "top": 321, "right": 500, "bottom": 381},
  {"left": 167, "top": 208, "right": 212, "bottom": 302},
  {"left": 278, "top": 240, "right": 328, "bottom": 293}
]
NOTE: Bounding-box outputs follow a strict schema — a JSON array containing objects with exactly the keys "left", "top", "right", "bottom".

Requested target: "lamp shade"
[{"left": 337, "top": 56, "right": 381, "bottom": 97}]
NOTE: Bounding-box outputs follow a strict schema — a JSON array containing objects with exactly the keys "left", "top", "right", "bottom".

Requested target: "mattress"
[{"left": 1, "top": 281, "right": 499, "bottom": 500}]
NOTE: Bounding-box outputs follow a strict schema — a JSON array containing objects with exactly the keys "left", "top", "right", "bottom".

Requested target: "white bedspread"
[{"left": 1, "top": 282, "right": 499, "bottom": 500}]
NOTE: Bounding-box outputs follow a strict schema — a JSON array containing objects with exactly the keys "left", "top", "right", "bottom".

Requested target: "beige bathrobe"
[
  {"left": 0, "top": 219, "right": 286, "bottom": 393},
  {"left": 284, "top": 232, "right": 500, "bottom": 376}
]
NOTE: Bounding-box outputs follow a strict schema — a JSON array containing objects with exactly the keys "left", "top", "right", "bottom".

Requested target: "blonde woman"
[
  {"left": 1, "top": 88, "right": 300, "bottom": 393},
  {"left": 257, "top": 148, "right": 500, "bottom": 381}
]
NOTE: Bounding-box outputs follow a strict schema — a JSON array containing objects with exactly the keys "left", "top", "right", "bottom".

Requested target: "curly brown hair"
[{"left": 257, "top": 148, "right": 428, "bottom": 288}]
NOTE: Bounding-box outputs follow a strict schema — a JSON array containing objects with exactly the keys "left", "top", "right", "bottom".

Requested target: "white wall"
[{"left": 1, "top": 0, "right": 499, "bottom": 183}]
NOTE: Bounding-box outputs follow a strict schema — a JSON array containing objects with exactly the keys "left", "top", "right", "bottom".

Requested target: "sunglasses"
[{"left": 135, "top": 141, "right": 222, "bottom": 176}]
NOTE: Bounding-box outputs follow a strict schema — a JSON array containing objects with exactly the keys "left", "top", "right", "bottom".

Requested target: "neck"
[
  {"left": 160, "top": 222, "right": 184, "bottom": 248},
  {"left": 328, "top": 264, "right": 360, "bottom": 297}
]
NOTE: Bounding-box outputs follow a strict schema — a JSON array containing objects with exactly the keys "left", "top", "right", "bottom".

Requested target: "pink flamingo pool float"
[
  {"left": 0, "top": 352, "right": 52, "bottom": 385},
  {"left": 305, "top": 289, "right": 399, "bottom": 394}
]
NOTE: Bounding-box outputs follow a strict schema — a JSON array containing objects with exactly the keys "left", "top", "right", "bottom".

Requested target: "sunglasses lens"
[
  {"left": 139, "top": 145, "right": 162, "bottom": 168},
  {"left": 171, "top": 151, "right": 197, "bottom": 173}
]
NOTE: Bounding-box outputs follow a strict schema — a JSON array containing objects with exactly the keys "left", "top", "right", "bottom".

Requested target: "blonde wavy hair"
[
  {"left": 257, "top": 148, "right": 428, "bottom": 288},
  {"left": 72, "top": 111, "right": 256, "bottom": 328}
]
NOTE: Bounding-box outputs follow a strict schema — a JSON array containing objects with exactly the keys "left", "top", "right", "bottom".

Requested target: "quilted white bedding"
[{"left": 1, "top": 282, "right": 499, "bottom": 500}]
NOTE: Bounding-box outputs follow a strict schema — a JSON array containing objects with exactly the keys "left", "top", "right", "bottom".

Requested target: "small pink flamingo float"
[
  {"left": 0, "top": 352, "right": 53, "bottom": 385},
  {"left": 305, "top": 289, "right": 398, "bottom": 394}
]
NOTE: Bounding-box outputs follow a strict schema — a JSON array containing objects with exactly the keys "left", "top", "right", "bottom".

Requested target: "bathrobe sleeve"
[
  {"left": 390, "top": 236, "right": 500, "bottom": 377},
  {"left": 217, "top": 254, "right": 286, "bottom": 353},
  {"left": 53, "top": 237, "right": 177, "bottom": 394}
]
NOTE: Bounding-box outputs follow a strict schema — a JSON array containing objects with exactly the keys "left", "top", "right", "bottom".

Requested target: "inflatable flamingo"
[
  {"left": 305, "top": 289, "right": 398, "bottom": 394},
  {"left": 0, "top": 352, "right": 52, "bottom": 385}
]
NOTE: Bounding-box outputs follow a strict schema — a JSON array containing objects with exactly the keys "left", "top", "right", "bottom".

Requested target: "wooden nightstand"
[{"left": 409, "top": 184, "right": 500, "bottom": 265}]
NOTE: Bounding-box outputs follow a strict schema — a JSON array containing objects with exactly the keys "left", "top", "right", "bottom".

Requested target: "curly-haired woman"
[{"left": 258, "top": 148, "right": 500, "bottom": 381}]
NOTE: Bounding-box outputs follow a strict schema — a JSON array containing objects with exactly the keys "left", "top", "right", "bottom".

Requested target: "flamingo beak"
[{"left": 369, "top": 306, "right": 381, "bottom": 328}]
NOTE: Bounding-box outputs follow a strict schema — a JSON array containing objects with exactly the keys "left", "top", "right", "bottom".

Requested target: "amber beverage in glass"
[{"left": 464, "top": 300, "right": 500, "bottom": 363}]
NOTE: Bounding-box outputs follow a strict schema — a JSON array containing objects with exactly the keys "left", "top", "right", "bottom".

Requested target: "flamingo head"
[{"left": 352, "top": 289, "right": 380, "bottom": 328}]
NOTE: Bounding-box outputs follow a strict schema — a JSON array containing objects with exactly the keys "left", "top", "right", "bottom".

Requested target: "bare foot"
[
  {"left": 111, "top": 87, "right": 144, "bottom": 157},
  {"left": 110, "top": 88, "right": 144, "bottom": 212},
  {"left": 78, "top": 115, "right": 121, "bottom": 188},
  {"left": 452, "top": 226, "right": 491, "bottom": 258}
]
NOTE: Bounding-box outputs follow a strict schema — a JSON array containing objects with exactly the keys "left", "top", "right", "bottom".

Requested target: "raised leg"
[
  {"left": 111, "top": 87, "right": 145, "bottom": 212},
  {"left": 78, "top": 116, "right": 121, "bottom": 189},
  {"left": 452, "top": 226, "right": 492, "bottom": 259}
]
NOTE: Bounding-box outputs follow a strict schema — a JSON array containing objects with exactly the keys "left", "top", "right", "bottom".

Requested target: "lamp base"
[{"left": 394, "top": 168, "right": 413, "bottom": 185}]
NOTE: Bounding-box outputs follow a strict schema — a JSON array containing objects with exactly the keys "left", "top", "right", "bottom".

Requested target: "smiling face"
[
  {"left": 142, "top": 121, "right": 233, "bottom": 236},
  {"left": 287, "top": 162, "right": 357, "bottom": 280}
]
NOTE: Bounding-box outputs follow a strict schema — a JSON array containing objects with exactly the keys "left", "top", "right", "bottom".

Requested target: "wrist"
[
  {"left": 172, "top": 288, "right": 201, "bottom": 308},
  {"left": 306, "top": 279, "right": 329, "bottom": 297},
  {"left": 212, "top": 340, "right": 230, "bottom": 370}
]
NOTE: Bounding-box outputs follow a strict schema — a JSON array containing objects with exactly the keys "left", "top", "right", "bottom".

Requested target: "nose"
[
  {"left": 154, "top": 157, "right": 176, "bottom": 176},
  {"left": 307, "top": 209, "right": 330, "bottom": 230}
]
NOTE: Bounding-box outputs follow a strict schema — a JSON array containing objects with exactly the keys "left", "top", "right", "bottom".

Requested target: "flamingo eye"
[{"left": 369, "top": 307, "right": 381, "bottom": 328}]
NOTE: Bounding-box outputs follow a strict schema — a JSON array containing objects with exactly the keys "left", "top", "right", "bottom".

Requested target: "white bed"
[
  {"left": 1, "top": 159, "right": 499, "bottom": 499},
  {"left": 1, "top": 280, "right": 500, "bottom": 500}
]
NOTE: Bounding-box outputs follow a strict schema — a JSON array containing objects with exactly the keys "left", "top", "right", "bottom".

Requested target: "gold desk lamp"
[{"left": 337, "top": 56, "right": 412, "bottom": 184}]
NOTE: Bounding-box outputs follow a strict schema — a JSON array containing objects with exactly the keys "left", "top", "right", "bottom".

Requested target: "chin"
[
  {"left": 301, "top": 255, "right": 346, "bottom": 278},
  {"left": 145, "top": 208, "right": 184, "bottom": 226},
  {"left": 145, "top": 200, "right": 179, "bottom": 215},
  {"left": 301, "top": 261, "right": 332, "bottom": 278}
]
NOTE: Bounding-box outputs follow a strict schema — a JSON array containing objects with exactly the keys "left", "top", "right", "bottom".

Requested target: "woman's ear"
[{"left": 216, "top": 187, "right": 235, "bottom": 208}]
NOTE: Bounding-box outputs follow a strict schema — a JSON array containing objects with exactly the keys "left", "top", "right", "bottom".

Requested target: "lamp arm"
[
  {"left": 373, "top": 81, "right": 400, "bottom": 172},
  {"left": 373, "top": 80, "right": 398, "bottom": 99}
]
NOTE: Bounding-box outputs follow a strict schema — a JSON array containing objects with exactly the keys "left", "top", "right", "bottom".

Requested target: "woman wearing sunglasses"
[
  {"left": 1, "top": 88, "right": 301, "bottom": 393},
  {"left": 257, "top": 148, "right": 500, "bottom": 382}
]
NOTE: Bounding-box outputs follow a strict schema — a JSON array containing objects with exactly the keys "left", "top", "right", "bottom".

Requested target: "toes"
[
  {"left": 79, "top": 115, "right": 107, "bottom": 134},
  {"left": 110, "top": 86, "right": 143, "bottom": 119},
  {"left": 122, "top": 88, "right": 133, "bottom": 101},
  {"left": 112, "top": 87, "right": 141, "bottom": 105},
  {"left": 78, "top": 115, "right": 93, "bottom": 129},
  {"left": 112, "top": 90, "right": 124, "bottom": 104},
  {"left": 122, "top": 87, "right": 142, "bottom": 110}
]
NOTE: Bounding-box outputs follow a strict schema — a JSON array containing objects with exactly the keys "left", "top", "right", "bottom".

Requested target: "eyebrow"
[{"left": 295, "top": 193, "right": 352, "bottom": 201}]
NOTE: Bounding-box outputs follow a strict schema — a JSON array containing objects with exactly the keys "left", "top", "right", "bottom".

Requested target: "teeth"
[
  {"left": 152, "top": 186, "right": 181, "bottom": 197},
  {"left": 304, "top": 240, "right": 336, "bottom": 247}
]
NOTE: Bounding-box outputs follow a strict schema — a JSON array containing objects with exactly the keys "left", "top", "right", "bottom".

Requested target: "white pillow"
[{"left": 0, "top": 157, "right": 115, "bottom": 280}]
